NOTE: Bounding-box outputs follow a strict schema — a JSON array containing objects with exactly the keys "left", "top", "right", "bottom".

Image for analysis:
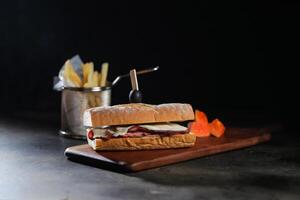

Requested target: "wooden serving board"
[{"left": 65, "top": 128, "right": 271, "bottom": 172}]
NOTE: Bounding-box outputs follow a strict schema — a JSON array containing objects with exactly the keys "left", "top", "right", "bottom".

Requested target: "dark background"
[{"left": 0, "top": 1, "right": 299, "bottom": 129}]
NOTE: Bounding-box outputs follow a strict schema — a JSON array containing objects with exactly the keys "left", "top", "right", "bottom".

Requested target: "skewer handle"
[{"left": 130, "top": 69, "right": 139, "bottom": 90}]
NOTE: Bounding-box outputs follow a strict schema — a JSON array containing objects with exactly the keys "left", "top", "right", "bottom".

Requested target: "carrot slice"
[
  {"left": 210, "top": 118, "right": 225, "bottom": 137},
  {"left": 195, "top": 110, "right": 209, "bottom": 124},
  {"left": 189, "top": 121, "right": 210, "bottom": 137}
]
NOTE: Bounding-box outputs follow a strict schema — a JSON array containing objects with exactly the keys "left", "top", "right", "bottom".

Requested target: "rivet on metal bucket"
[{"left": 59, "top": 86, "right": 111, "bottom": 139}]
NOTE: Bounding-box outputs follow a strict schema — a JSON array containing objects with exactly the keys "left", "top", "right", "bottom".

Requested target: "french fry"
[
  {"left": 82, "top": 62, "right": 94, "bottom": 85},
  {"left": 98, "top": 73, "right": 102, "bottom": 87},
  {"left": 84, "top": 70, "right": 99, "bottom": 88},
  {"left": 83, "top": 76, "right": 92, "bottom": 88},
  {"left": 64, "top": 60, "right": 82, "bottom": 87},
  {"left": 95, "top": 95, "right": 101, "bottom": 106},
  {"left": 92, "top": 71, "right": 99, "bottom": 87},
  {"left": 83, "top": 63, "right": 95, "bottom": 88},
  {"left": 83, "top": 82, "right": 91, "bottom": 88},
  {"left": 87, "top": 93, "right": 97, "bottom": 107},
  {"left": 100, "top": 62, "right": 109, "bottom": 87}
]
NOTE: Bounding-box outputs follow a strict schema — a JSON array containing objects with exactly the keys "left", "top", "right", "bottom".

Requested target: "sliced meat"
[
  {"left": 93, "top": 125, "right": 188, "bottom": 139},
  {"left": 122, "top": 132, "right": 151, "bottom": 137}
]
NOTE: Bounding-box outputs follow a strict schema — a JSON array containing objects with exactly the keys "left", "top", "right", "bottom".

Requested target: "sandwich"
[{"left": 83, "top": 103, "right": 196, "bottom": 150}]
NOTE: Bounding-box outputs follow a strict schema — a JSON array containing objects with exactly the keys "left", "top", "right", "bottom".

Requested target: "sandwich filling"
[{"left": 87, "top": 123, "right": 188, "bottom": 140}]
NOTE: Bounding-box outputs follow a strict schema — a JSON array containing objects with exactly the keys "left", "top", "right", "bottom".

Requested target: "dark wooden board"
[{"left": 65, "top": 128, "right": 271, "bottom": 172}]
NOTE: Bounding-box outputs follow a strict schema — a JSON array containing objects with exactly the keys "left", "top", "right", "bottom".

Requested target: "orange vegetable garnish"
[
  {"left": 189, "top": 122, "right": 210, "bottom": 137},
  {"left": 189, "top": 110, "right": 210, "bottom": 137},
  {"left": 195, "top": 110, "right": 209, "bottom": 124},
  {"left": 209, "top": 118, "right": 226, "bottom": 137}
]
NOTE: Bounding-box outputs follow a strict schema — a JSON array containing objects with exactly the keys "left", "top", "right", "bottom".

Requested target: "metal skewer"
[
  {"left": 112, "top": 66, "right": 159, "bottom": 86},
  {"left": 129, "top": 69, "right": 143, "bottom": 103}
]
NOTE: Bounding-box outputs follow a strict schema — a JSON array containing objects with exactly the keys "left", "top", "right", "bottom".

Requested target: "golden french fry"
[
  {"left": 83, "top": 82, "right": 92, "bottom": 88},
  {"left": 82, "top": 62, "right": 94, "bottom": 85},
  {"left": 83, "top": 64, "right": 95, "bottom": 88},
  {"left": 100, "top": 62, "right": 109, "bottom": 87},
  {"left": 64, "top": 60, "right": 82, "bottom": 87},
  {"left": 83, "top": 75, "right": 94, "bottom": 87},
  {"left": 92, "top": 71, "right": 99, "bottom": 87},
  {"left": 83, "top": 70, "right": 99, "bottom": 88},
  {"left": 82, "top": 64, "right": 88, "bottom": 84},
  {"left": 87, "top": 93, "right": 97, "bottom": 107},
  {"left": 98, "top": 73, "right": 102, "bottom": 87},
  {"left": 95, "top": 95, "right": 101, "bottom": 106}
]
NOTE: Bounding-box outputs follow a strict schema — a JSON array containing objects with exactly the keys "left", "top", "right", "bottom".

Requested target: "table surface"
[{"left": 0, "top": 113, "right": 299, "bottom": 200}]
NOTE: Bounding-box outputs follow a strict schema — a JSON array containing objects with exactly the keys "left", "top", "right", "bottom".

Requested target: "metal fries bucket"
[{"left": 59, "top": 86, "right": 111, "bottom": 139}]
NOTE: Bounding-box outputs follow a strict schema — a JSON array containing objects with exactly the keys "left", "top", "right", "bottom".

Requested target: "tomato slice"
[{"left": 87, "top": 129, "right": 94, "bottom": 140}]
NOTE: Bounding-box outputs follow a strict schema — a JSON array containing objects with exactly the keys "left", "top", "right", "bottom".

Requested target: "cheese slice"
[
  {"left": 89, "top": 123, "right": 187, "bottom": 138},
  {"left": 139, "top": 123, "right": 187, "bottom": 132}
]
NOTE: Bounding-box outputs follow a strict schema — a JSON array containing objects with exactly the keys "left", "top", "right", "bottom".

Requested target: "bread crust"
[
  {"left": 84, "top": 103, "right": 194, "bottom": 127},
  {"left": 88, "top": 133, "right": 196, "bottom": 151}
]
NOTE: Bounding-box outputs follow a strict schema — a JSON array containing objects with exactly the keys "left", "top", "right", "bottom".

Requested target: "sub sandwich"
[{"left": 83, "top": 103, "right": 196, "bottom": 150}]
